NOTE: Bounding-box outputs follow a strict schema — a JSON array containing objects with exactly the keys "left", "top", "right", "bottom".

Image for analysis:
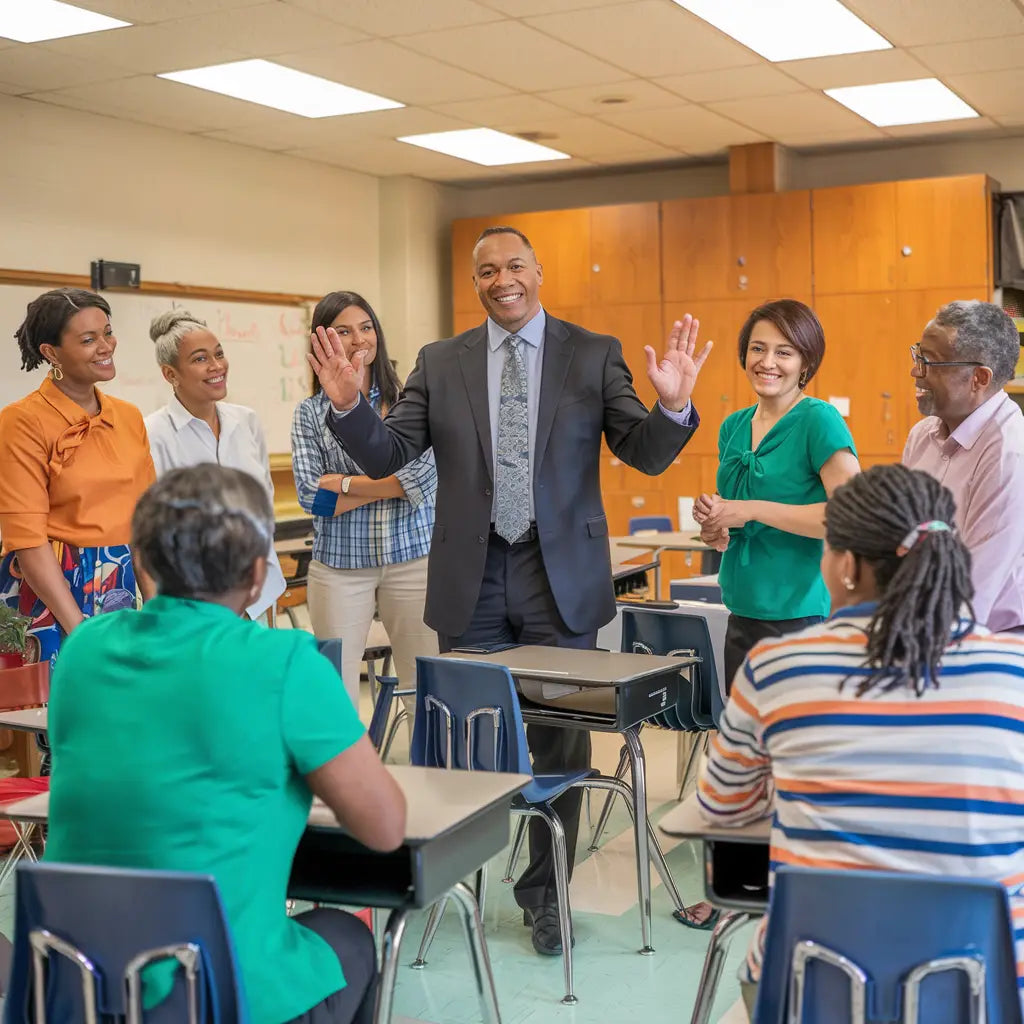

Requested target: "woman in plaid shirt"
[{"left": 291, "top": 291, "right": 438, "bottom": 720}]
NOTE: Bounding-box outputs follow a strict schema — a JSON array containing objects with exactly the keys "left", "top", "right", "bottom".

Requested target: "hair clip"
[{"left": 896, "top": 520, "right": 952, "bottom": 557}]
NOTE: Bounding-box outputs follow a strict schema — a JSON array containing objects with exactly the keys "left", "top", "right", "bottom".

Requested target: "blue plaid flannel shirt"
[{"left": 290, "top": 388, "right": 436, "bottom": 569}]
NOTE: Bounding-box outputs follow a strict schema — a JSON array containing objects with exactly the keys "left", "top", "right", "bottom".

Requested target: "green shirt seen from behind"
[
  {"left": 45, "top": 596, "right": 365, "bottom": 1024},
  {"left": 716, "top": 397, "right": 857, "bottom": 621}
]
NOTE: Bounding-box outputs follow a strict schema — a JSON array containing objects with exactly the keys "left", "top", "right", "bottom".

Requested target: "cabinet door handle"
[{"left": 900, "top": 245, "right": 912, "bottom": 257}]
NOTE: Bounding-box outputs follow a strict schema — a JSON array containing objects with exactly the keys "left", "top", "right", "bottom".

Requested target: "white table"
[
  {"left": 660, "top": 795, "right": 772, "bottom": 1024},
  {"left": 613, "top": 532, "right": 715, "bottom": 595},
  {"left": 0, "top": 708, "right": 47, "bottom": 734}
]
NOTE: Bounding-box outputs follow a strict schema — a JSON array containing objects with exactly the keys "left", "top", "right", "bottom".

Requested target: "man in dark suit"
[{"left": 309, "top": 226, "right": 710, "bottom": 954}]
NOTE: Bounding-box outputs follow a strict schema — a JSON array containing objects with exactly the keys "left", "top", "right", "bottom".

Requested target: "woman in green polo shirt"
[
  {"left": 45, "top": 464, "right": 407, "bottom": 1024},
  {"left": 695, "top": 299, "right": 860, "bottom": 688}
]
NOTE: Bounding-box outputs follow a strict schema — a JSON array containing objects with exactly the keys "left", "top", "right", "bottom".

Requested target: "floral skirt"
[{"left": 0, "top": 542, "right": 138, "bottom": 669}]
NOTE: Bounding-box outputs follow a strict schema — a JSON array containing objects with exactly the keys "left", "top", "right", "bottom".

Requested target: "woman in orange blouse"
[{"left": 0, "top": 288, "right": 155, "bottom": 668}]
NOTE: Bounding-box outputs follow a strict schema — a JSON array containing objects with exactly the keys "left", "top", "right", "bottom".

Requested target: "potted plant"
[{"left": 0, "top": 605, "right": 30, "bottom": 670}]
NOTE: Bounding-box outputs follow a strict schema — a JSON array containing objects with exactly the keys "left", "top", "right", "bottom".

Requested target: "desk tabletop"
[
  {"left": 0, "top": 708, "right": 48, "bottom": 733},
  {"left": 442, "top": 645, "right": 694, "bottom": 686},
  {"left": 274, "top": 536, "right": 314, "bottom": 557},
  {"left": 611, "top": 556, "right": 659, "bottom": 580},
  {"left": 659, "top": 793, "right": 772, "bottom": 842},
  {"left": 308, "top": 765, "right": 528, "bottom": 843},
  {"left": 613, "top": 531, "right": 712, "bottom": 552},
  {"left": 1, "top": 766, "right": 529, "bottom": 843}
]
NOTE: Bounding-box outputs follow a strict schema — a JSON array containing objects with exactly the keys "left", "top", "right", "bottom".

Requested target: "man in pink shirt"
[{"left": 903, "top": 300, "right": 1024, "bottom": 630}]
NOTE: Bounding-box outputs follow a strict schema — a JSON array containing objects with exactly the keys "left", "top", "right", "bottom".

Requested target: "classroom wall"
[{"left": 0, "top": 94, "right": 381, "bottom": 302}]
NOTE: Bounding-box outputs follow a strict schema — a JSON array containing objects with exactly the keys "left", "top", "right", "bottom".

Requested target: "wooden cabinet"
[
  {"left": 811, "top": 175, "right": 992, "bottom": 296},
  {"left": 590, "top": 203, "right": 661, "bottom": 305},
  {"left": 585, "top": 302, "right": 662, "bottom": 408},
  {"left": 662, "top": 191, "right": 811, "bottom": 301},
  {"left": 812, "top": 293, "right": 905, "bottom": 456},
  {"left": 894, "top": 176, "right": 991, "bottom": 289}
]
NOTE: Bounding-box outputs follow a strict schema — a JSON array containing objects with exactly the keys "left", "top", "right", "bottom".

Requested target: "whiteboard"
[{"left": 0, "top": 285, "right": 312, "bottom": 453}]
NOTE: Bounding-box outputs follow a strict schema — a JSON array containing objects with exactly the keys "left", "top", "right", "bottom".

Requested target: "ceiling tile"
[
  {"left": 525, "top": 1, "right": 760, "bottom": 78},
  {"left": 429, "top": 94, "right": 570, "bottom": 127},
  {"left": 882, "top": 115, "right": 999, "bottom": 138},
  {"left": 911, "top": 35, "right": 1024, "bottom": 76},
  {"left": 0, "top": 44, "right": 133, "bottom": 92},
  {"left": 600, "top": 103, "right": 766, "bottom": 154},
  {"left": 492, "top": 116, "right": 663, "bottom": 158},
  {"left": 394, "top": 22, "right": 627, "bottom": 91},
  {"left": 475, "top": 0, "right": 638, "bottom": 13},
  {"left": 656, "top": 65, "right": 804, "bottom": 103},
  {"left": 538, "top": 79, "right": 684, "bottom": 115},
  {"left": 285, "top": 0, "right": 503, "bottom": 36},
  {"left": 590, "top": 146, "right": 684, "bottom": 166},
  {"left": 945, "top": 68, "right": 1024, "bottom": 118},
  {"left": 708, "top": 91, "right": 873, "bottom": 139},
  {"left": 777, "top": 49, "right": 932, "bottom": 90},
  {"left": 37, "top": 24, "right": 251, "bottom": 74},
  {"left": 27, "top": 75, "right": 283, "bottom": 132},
  {"left": 81, "top": 0, "right": 265, "bottom": 22},
  {"left": 844, "top": 0, "right": 1024, "bottom": 47},
  {"left": 277, "top": 40, "right": 512, "bottom": 105}
]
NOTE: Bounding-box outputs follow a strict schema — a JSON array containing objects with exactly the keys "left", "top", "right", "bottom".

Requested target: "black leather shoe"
[{"left": 523, "top": 905, "right": 575, "bottom": 956}]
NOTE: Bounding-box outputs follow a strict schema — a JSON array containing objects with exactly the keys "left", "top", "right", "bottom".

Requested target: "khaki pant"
[{"left": 307, "top": 557, "right": 437, "bottom": 720}]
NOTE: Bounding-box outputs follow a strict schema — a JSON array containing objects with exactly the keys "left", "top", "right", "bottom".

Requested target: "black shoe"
[{"left": 523, "top": 905, "right": 575, "bottom": 956}]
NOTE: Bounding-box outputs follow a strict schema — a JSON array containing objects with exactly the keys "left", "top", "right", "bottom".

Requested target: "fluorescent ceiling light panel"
[
  {"left": 826, "top": 78, "right": 978, "bottom": 127},
  {"left": 0, "top": 0, "right": 129, "bottom": 42},
  {"left": 158, "top": 60, "right": 403, "bottom": 118},
  {"left": 672, "top": 0, "right": 891, "bottom": 62},
  {"left": 398, "top": 129, "right": 570, "bottom": 166}
]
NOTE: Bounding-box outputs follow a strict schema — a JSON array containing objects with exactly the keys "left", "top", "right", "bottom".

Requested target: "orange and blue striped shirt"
[{"left": 698, "top": 603, "right": 1024, "bottom": 999}]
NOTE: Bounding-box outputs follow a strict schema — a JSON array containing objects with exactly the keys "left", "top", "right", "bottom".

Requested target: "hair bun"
[{"left": 149, "top": 309, "right": 205, "bottom": 343}]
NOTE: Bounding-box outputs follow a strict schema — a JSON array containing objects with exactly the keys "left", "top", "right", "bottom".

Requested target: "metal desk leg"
[
  {"left": 652, "top": 547, "right": 665, "bottom": 599},
  {"left": 623, "top": 726, "right": 654, "bottom": 954},
  {"left": 449, "top": 882, "right": 502, "bottom": 1024},
  {"left": 374, "top": 907, "right": 410, "bottom": 1024},
  {"left": 688, "top": 911, "right": 754, "bottom": 1024}
]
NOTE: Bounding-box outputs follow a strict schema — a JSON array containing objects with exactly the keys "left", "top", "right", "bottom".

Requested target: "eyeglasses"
[{"left": 909, "top": 344, "right": 986, "bottom": 373}]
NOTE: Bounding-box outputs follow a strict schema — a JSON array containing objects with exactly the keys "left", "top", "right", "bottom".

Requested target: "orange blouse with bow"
[{"left": 0, "top": 377, "right": 156, "bottom": 551}]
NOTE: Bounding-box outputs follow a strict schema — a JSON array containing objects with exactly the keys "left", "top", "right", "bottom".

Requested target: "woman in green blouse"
[{"left": 695, "top": 299, "right": 860, "bottom": 689}]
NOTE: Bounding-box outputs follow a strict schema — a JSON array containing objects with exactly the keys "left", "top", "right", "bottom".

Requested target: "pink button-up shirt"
[{"left": 903, "top": 390, "right": 1024, "bottom": 630}]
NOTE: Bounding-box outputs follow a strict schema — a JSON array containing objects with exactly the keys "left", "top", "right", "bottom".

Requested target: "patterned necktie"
[{"left": 494, "top": 334, "right": 531, "bottom": 543}]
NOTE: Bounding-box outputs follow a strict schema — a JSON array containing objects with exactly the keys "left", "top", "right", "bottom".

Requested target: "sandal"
[{"left": 673, "top": 901, "right": 721, "bottom": 931}]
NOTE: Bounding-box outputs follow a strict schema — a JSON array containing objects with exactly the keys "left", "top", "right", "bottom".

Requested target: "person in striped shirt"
[{"left": 698, "top": 463, "right": 1024, "bottom": 1016}]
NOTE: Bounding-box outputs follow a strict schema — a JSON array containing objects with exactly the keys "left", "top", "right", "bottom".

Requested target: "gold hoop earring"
[
  {"left": 841, "top": 575, "right": 856, "bottom": 592},
  {"left": 50, "top": 363, "right": 64, "bottom": 382},
  {"left": 799, "top": 369, "right": 808, "bottom": 389}
]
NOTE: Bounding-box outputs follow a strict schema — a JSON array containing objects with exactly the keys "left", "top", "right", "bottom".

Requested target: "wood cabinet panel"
[
  {"left": 590, "top": 203, "right": 661, "bottom": 305},
  {"left": 585, "top": 302, "right": 662, "bottom": 408},
  {"left": 811, "top": 182, "right": 897, "bottom": 295},
  {"left": 662, "top": 195, "right": 733, "bottom": 301},
  {"left": 731, "top": 190, "right": 813, "bottom": 298},
  {"left": 812, "top": 293, "right": 904, "bottom": 456},
  {"left": 894, "top": 176, "right": 991, "bottom": 290}
]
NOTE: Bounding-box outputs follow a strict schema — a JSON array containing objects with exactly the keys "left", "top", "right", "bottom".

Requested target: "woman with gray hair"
[
  {"left": 45, "top": 464, "right": 406, "bottom": 1024},
  {"left": 145, "top": 308, "right": 285, "bottom": 621}
]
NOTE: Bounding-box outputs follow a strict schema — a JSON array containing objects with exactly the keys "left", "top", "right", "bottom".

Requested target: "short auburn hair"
[{"left": 737, "top": 299, "right": 825, "bottom": 389}]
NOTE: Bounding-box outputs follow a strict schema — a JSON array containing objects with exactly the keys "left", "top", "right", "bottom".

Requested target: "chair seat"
[{"left": 517, "top": 769, "right": 596, "bottom": 806}]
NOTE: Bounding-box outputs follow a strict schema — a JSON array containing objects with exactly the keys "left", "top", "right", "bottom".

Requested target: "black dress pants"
[
  {"left": 723, "top": 613, "right": 824, "bottom": 691},
  {"left": 438, "top": 530, "right": 596, "bottom": 911}
]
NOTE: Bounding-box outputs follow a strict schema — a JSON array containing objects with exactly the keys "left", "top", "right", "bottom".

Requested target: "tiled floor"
[{"left": 0, "top": 657, "right": 753, "bottom": 1024}]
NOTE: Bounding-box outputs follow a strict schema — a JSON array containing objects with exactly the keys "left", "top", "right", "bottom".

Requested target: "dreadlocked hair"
[
  {"left": 15, "top": 288, "right": 111, "bottom": 372},
  {"left": 824, "top": 464, "right": 975, "bottom": 698}
]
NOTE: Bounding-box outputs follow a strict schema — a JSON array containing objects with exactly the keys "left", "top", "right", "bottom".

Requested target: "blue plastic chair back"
[
  {"left": 411, "top": 657, "right": 532, "bottom": 776},
  {"left": 620, "top": 607, "right": 723, "bottom": 728},
  {"left": 754, "top": 867, "right": 1022, "bottom": 1024},
  {"left": 5, "top": 862, "right": 249, "bottom": 1024},
  {"left": 628, "top": 516, "right": 672, "bottom": 534}
]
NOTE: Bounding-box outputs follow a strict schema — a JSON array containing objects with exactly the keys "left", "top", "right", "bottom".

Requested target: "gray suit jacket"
[{"left": 326, "top": 316, "right": 698, "bottom": 637}]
